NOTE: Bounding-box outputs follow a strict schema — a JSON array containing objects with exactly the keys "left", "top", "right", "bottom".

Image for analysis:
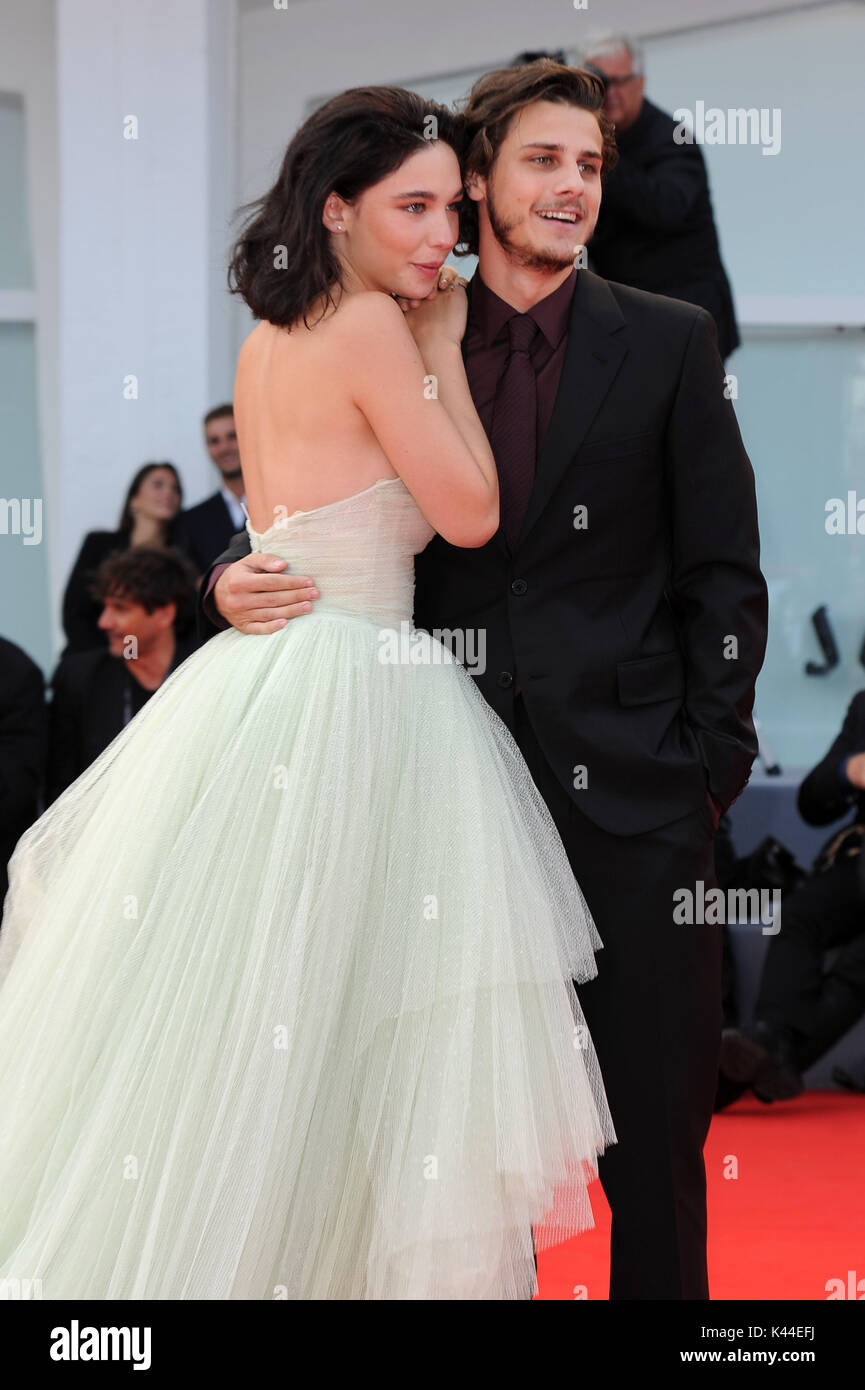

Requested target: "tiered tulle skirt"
[{"left": 0, "top": 612, "right": 614, "bottom": 1299}]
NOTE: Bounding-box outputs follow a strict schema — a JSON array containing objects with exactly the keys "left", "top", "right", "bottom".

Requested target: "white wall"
[
  {"left": 646, "top": 3, "right": 865, "bottom": 322},
  {"left": 52, "top": 0, "right": 237, "bottom": 660},
  {"left": 0, "top": 0, "right": 58, "bottom": 486},
  {"left": 235, "top": 0, "right": 826, "bottom": 189},
  {"left": 1, "top": 0, "right": 244, "bottom": 672},
  {"left": 0, "top": 0, "right": 58, "bottom": 671}
]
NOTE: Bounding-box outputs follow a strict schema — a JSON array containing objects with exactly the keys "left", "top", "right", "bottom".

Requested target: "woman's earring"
[{"left": 336, "top": 223, "right": 343, "bottom": 230}]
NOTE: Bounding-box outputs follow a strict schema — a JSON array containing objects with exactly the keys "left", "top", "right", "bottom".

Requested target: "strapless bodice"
[{"left": 243, "top": 476, "right": 435, "bottom": 627}]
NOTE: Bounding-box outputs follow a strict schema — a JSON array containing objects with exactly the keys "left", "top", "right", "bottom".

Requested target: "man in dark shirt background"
[
  {"left": 172, "top": 405, "right": 249, "bottom": 578},
  {"left": 720, "top": 692, "right": 865, "bottom": 1102},
  {"left": 47, "top": 547, "right": 200, "bottom": 803},
  {"left": 581, "top": 33, "right": 740, "bottom": 360}
]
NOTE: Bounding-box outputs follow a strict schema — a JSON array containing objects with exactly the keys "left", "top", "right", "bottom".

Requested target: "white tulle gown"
[{"left": 0, "top": 474, "right": 615, "bottom": 1300}]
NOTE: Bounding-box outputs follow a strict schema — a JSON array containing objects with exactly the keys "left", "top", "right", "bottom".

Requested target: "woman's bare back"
[
  {"left": 234, "top": 303, "right": 399, "bottom": 534},
  {"left": 235, "top": 286, "right": 497, "bottom": 550}
]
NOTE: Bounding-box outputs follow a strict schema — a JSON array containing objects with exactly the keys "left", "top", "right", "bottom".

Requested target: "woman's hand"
[{"left": 393, "top": 265, "right": 469, "bottom": 351}]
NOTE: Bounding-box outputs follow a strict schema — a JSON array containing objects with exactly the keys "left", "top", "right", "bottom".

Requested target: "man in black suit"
[
  {"left": 194, "top": 62, "right": 768, "bottom": 1299},
  {"left": 581, "top": 35, "right": 740, "bottom": 360},
  {"left": 172, "top": 404, "right": 248, "bottom": 576},
  {"left": 720, "top": 693, "right": 865, "bottom": 1101},
  {"left": 48, "top": 547, "right": 199, "bottom": 803},
  {"left": 0, "top": 638, "right": 47, "bottom": 909}
]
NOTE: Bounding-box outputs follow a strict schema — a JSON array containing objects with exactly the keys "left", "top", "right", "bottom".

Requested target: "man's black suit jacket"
[
  {"left": 173, "top": 492, "right": 246, "bottom": 576},
  {"left": 196, "top": 270, "right": 768, "bottom": 836},
  {"left": 0, "top": 638, "right": 47, "bottom": 908},
  {"left": 589, "top": 98, "right": 740, "bottom": 361},
  {"left": 46, "top": 631, "right": 200, "bottom": 805}
]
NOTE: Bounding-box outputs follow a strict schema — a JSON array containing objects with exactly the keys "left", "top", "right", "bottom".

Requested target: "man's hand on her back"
[{"left": 214, "top": 554, "right": 320, "bottom": 635}]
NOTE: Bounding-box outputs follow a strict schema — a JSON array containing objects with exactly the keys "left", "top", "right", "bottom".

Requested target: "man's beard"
[{"left": 486, "top": 179, "right": 580, "bottom": 273}]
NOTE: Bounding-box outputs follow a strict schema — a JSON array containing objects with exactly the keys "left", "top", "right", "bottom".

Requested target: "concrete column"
[{"left": 54, "top": 0, "right": 237, "bottom": 654}]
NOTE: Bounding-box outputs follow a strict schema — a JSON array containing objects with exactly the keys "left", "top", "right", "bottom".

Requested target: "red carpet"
[{"left": 537, "top": 1090, "right": 865, "bottom": 1300}]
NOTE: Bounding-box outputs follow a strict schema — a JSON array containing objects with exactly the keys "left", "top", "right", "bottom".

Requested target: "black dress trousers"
[{"left": 513, "top": 693, "right": 723, "bottom": 1300}]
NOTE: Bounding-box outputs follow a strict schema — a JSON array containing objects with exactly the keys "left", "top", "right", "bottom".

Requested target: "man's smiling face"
[{"left": 467, "top": 99, "right": 604, "bottom": 272}]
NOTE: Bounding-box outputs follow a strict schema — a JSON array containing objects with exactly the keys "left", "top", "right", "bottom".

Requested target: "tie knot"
[{"left": 507, "top": 314, "right": 539, "bottom": 355}]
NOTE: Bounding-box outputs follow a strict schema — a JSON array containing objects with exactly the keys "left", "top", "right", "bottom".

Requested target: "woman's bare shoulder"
[
  {"left": 331, "top": 290, "right": 407, "bottom": 336},
  {"left": 236, "top": 320, "right": 268, "bottom": 364},
  {"left": 236, "top": 296, "right": 407, "bottom": 373}
]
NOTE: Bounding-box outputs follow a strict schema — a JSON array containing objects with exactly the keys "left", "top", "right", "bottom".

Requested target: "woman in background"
[{"left": 61, "top": 461, "right": 185, "bottom": 655}]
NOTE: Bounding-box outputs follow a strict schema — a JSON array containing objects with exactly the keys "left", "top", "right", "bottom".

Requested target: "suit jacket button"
[
  {"left": 510, "top": 579, "right": 528, "bottom": 595},
  {"left": 497, "top": 671, "right": 514, "bottom": 689}
]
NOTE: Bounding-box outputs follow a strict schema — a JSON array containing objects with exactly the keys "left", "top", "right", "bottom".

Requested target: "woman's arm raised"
[{"left": 340, "top": 289, "right": 498, "bottom": 548}]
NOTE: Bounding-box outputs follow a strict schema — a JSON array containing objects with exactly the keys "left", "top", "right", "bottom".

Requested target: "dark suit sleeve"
[
  {"left": 195, "top": 530, "right": 253, "bottom": 642},
  {"left": 0, "top": 656, "right": 46, "bottom": 833},
  {"left": 168, "top": 512, "right": 203, "bottom": 574},
  {"left": 599, "top": 137, "right": 706, "bottom": 233},
  {"left": 667, "top": 308, "right": 768, "bottom": 813},
  {"left": 797, "top": 695, "right": 865, "bottom": 826}
]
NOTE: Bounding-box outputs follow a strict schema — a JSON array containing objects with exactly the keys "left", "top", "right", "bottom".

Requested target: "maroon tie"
[{"left": 490, "top": 314, "right": 539, "bottom": 550}]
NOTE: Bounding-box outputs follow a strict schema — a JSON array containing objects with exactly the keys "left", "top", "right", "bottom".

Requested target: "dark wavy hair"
[
  {"left": 117, "top": 462, "right": 183, "bottom": 535},
  {"left": 456, "top": 59, "right": 619, "bottom": 257},
  {"left": 89, "top": 545, "right": 199, "bottom": 634},
  {"left": 227, "top": 86, "right": 466, "bottom": 330}
]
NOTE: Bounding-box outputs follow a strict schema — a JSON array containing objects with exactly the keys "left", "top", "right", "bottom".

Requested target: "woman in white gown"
[{"left": 0, "top": 85, "right": 614, "bottom": 1300}]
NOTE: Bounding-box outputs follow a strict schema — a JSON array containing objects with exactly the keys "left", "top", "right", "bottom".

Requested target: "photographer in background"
[
  {"left": 47, "top": 547, "right": 201, "bottom": 804},
  {"left": 720, "top": 692, "right": 865, "bottom": 1102},
  {"left": 580, "top": 33, "right": 740, "bottom": 361}
]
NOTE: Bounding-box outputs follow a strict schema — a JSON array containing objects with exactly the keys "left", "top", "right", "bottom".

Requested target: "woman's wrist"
[{"left": 415, "top": 332, "right": 464, "bottom": 362}]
